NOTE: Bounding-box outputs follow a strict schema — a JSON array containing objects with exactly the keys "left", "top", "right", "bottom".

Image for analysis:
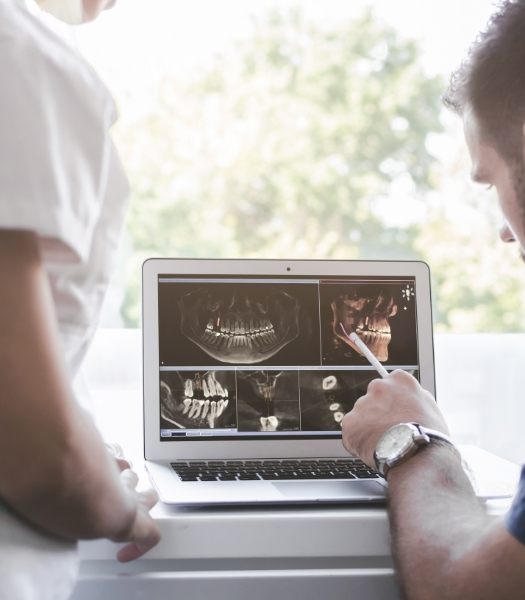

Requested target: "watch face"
[{"left": 376, "top": 424, "right": 415, "bottom": 460}]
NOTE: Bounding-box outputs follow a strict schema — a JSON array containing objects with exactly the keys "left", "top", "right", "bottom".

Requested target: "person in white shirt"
[{"left": 0, "top": 1, "right": 160, "bottom": 598}]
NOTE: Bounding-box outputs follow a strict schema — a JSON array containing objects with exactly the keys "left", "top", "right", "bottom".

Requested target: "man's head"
[
  {"left": 37, "top": 0, "right": 116, "bottom": 24},
  {"left": 443, "top": 0, "right": 525, "bottom": 257}
]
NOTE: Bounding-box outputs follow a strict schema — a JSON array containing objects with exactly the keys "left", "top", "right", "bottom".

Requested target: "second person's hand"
[{"left": 111, "top": 469, "right": 161, "bottom": 563}]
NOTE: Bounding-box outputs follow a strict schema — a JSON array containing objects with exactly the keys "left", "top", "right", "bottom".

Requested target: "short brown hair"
[{"left": 443, "top": 0, "right": 525, "bottom": 160}]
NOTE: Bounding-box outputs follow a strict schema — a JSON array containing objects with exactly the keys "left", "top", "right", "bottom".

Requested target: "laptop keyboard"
[{"left": 170, "top": 458, "right": 380, "bottom": 482}]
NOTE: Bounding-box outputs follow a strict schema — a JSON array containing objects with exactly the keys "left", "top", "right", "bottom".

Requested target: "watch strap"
[
  {"left": 374, "top": 422, "right": 455, "bottom": 478},
  {"left": 415, "top": 424, "right": 454, "bottom": 446}
]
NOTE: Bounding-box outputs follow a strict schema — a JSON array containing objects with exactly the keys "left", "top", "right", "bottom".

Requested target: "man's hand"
[
  {"left": 341, "top": 369, "right": 449, "bottom": 467},
  {"left": 112, "top": 469, "right": 161, "bottom": 563}
]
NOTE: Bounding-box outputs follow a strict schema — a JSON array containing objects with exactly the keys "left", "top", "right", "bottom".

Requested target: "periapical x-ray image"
[
  {"left": 160, "top": 370, "right": 237, "bottom": 430},
  {"left": 236, "top": 370, "right": 301, "bottom": 432},
  {"left": 158, "top": 282, "right": 320, "bottom": 367},
  {"left": 299, "top": 369, "right": 418, "bottom": 431},
  {"left": 319, "top": 280, "right": 418, "bottom": 366}
]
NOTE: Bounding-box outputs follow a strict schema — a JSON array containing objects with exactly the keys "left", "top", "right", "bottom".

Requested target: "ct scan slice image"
[
  {"left": 158, "top": 282, "right": 320, "bottom": 367},
  {"left": 160, "top": 370, "right": 237, "bottom": 430},
  {"left": 319, "top": 281, "right": 418, "bottom": 366},
  {"left": 299, "top": 369, "right": 418, "bottom": 431},
  {"left": 236, "top": 370, "right": 300, "bottom": 432}
]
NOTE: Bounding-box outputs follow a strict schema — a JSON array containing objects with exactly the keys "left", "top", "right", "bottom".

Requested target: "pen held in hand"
[{"left": 339, "top": 322, "right": 389, "bottom": 379}]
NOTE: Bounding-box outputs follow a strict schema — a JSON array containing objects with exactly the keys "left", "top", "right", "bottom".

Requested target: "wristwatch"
[{"left": 374, "top": 422, "right": 455, "bottom": 478}]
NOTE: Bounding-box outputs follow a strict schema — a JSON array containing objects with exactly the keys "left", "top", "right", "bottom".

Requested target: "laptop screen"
[{"left": 157, "top": 274, "right": 419, "bottom": 441}]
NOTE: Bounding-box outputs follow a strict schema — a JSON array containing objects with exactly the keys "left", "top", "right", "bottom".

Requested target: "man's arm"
[
  {"left": 388, "top": 443, "right": 525, "bottom": 600},
  {"left": 0, "top": 230, "right": 159, "bottom": 558},
  {"left": 341, "top": 370, "right": 525, "bottom": 600}
]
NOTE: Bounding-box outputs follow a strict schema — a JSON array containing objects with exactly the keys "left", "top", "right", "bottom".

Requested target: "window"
[
  {"left": 76, "top": 0, "right": 519, "bottom": 333},
  {"left": 74, "top": 1, "right": 525, "bottom": 463}
]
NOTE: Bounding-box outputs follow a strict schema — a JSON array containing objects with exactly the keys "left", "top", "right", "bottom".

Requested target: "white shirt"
[{"left": 0, "top": 0, "right": 129, "bottom": 597}]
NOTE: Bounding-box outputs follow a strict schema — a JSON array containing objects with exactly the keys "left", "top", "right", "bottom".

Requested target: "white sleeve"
[{"left": 0, "top": 22, "right": 117, "bottom": 263}]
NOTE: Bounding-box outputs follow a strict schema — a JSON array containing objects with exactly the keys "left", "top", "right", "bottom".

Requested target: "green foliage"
[
  {"left": 117, "top": 8, "right": 443, "bottom": 326},
  {"left": 416, "top": 205, "right": 525, "bottom": 332},
  {"left": 115, "top": 6, "right": 524, "bottom": 332}
]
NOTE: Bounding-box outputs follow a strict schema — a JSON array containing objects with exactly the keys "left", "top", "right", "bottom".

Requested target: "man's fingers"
[
  {"left": 138, "top": 488, "right": 159, "bottom": 511},
  {"left": 119, "top": 469, "right": 139, "bottom": 491}
]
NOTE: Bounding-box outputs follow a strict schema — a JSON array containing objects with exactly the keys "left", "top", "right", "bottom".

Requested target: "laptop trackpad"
[{"left": 273, "top": 480, "right": 386, "bottom": 501}]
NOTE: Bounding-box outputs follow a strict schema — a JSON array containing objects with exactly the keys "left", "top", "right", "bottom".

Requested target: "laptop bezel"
[{"left": 143, "top": 258, "right": 435, "bottom": 461}]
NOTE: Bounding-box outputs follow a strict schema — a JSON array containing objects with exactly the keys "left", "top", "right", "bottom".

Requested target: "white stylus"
[{"left": 339, "top": 322, "right": 389, "bottom": 379}]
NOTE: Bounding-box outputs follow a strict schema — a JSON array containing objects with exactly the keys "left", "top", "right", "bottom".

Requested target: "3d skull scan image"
[
  {"left": 179, "top": 287, "right": 301, "bottom": 364},
  {"left": 236, "top": 370, "right": 300, "bottom": 432},
  {"left": 331, "top": 287, "right": 397, "bottom": 362},
  {"left": 160, "top": 370, "right": 236, "bottom": 430},
  {"left": 320, "top": 281, "right": 417, "bottom": 366}
]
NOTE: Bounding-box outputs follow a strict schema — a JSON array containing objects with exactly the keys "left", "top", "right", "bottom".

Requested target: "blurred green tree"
[{"left": 117, "top": 8, "right": 514, "bottom": 329}]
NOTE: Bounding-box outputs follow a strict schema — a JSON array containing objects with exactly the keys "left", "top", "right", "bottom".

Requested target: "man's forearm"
[{"left": 388, "top": 443, "right": 491, "bottom": 600}]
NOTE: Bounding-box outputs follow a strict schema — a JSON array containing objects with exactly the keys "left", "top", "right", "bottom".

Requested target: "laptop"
[{"left": 143, "top": 259, "right": 435, "bottom": 505}]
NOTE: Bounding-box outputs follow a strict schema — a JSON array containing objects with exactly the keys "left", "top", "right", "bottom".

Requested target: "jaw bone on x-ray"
[
  {"left": 237, "top": 370, "right": 300, "bottom": 432},
  {"left": 330, "top": 287, "right": 398, "bottom": 362},
  {"left": 238, "top": 370, "right": 283, "bottom": 431},
  {"left": 160, "top": 371, "right": 234, "bottom": 429},
  {"left": 179, "top": 289, "right": 300, "bottom": 364}
]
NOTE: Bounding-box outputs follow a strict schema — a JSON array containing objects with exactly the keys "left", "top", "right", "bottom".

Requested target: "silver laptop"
[{"left": 143, "top": 259, "right": 435, "bottom": 505}]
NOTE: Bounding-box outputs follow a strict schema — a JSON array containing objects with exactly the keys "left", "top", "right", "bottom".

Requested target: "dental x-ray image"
[
  {"left": 236, "top": 370, "right": 301, "bottom": 432},
  {"left": 160, "top": 370, "right": 237, "bottom": 430},
  {"left": 299, "top": 369, "right": 419, "bottom": 431},
  {"left": 319, "top": 280, "right": 418, "bottom": 366},
  {"left": 158, "top": 282, "right": 320, "bottom": 367}
]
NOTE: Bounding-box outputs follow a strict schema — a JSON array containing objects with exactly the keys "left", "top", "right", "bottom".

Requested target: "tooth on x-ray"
[
  {"left": 201, "top": 401, "right": 210, "bottom": 419},
  {"left": 210, "top": 400, "right": 217, "bottom": 420},
  {"left": 322, "top": 375, "right": 337, "bottom": 390},
  {"left": 208, "top": 376, "right": 217, "bottom": 396},
  {"left": 333, "top": 411, "right": 344, "bottom": 424},
  {"left": 259, "top": 416, "right": 279, "bottom": 431}
]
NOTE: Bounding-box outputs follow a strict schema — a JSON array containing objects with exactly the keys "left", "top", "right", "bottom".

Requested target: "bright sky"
[{"left": 75, "top": 0, "right": 499, "bottom": 110}]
